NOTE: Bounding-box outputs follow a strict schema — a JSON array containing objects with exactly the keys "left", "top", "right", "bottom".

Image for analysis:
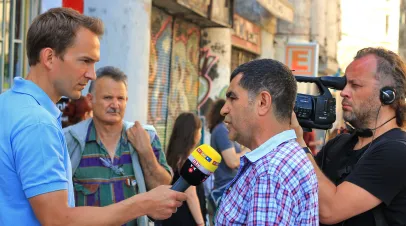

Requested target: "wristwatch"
[{"left": 302, "top": 147, "right": 312, "bottom": 155}]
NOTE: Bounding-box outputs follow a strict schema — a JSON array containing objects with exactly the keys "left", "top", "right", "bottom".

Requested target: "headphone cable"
[{"left": 358, "top": 106, "right": 381, "bottom": 161}]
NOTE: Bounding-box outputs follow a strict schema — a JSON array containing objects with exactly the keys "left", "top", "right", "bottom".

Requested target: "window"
[
  {"left": 386, "top": 14, "right": 389, "bottom": 35},
  {"left": 0, "top": 0, "right": 36, "bottom": 93},
  {"left": 231, "top": 47, "right": 258, "bottom": 72}
]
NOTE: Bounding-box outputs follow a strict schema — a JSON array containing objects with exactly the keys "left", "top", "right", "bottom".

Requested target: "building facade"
[
  {"left": 339, "top": 0, "right": 400, "bottom": 69},
  {"left": 399, "top": 0, "right": 406, "bottom": 60},
  {"left": 2, "top": 0, "right": 343, "bottom": 149},
  {"left": 0, "top": 0, "right": 41, "bottom": 93}
]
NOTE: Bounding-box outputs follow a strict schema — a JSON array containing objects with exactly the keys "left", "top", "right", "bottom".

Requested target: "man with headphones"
[{"left": 292, "top": 47, "right": 406, "bottom": 226}]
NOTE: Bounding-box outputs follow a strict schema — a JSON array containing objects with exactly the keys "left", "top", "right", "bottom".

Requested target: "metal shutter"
[
  {"left": 148, "top": 7, "right": 173, "bottom": 149},
  {"left": 165, "top": 18, "right": 200, "bottom": 146}
]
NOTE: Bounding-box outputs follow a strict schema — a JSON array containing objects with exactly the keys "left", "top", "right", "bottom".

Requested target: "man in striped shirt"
[
  {"left": 215, "top": 59, "right": 319, "bottom": 225},
  {"left": 64, "top": 66, "right": 172, "bottom": 226}
]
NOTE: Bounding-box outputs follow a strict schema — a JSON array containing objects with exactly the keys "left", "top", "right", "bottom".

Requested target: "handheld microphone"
[{"left": 171, "top": 144, "right": 222, "bottom": 192}]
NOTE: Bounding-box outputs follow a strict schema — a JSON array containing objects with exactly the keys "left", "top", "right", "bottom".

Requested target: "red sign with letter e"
[{"left": 285, "top": 43, "right": 319, "bottom": 77}]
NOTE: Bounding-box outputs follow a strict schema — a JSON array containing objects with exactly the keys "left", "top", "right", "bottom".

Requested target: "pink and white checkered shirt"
[{"left": 215, "top": 130, "right": 319, "bottom": 226}]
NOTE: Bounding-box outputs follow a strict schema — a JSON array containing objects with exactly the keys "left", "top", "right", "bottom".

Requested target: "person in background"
[
  {"left": 162, "top": 112, "right": 206, "bottom": 226},
  {"left": 62, "top": 96, "right": 92, "bottom": 128},
  {"left": 206, "top": 99, "right": 249, "bottom": 208},
  {"left": 64, "top": 66, "right": 173, "bottom": 226}
]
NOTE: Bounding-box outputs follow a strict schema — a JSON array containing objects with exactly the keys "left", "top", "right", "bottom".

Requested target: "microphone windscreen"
[
  {"left": 190, "top": 144, "right": 221, "bottom": 173},
  {"left": 179, "top": 144, "right": 222, "bottom": 185}
]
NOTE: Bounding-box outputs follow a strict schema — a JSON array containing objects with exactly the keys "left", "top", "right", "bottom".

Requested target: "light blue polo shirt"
[{"left": 0, "top": 77, "right": 74, "bottom": 225}]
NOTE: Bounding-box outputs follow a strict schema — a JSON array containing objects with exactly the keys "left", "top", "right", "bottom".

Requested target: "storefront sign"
[
  {"left": 232, "top": 14, "right": 261, "bottom": 55},
  {"left": 285, "top": 43, "right": 319, "bottom": 77}
]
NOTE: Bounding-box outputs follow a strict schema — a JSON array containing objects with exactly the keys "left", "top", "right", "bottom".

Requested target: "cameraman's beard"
[{"left": 343, "top": 103, "right": 380, "bottom": 129}]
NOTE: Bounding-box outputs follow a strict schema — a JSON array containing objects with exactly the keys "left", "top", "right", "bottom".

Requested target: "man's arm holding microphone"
[
  {"left": 290, "top": 113, "right": 381, "bottom": 224},
  {"left": 30, "top": 185, "right": 187, "bottom": 226}
]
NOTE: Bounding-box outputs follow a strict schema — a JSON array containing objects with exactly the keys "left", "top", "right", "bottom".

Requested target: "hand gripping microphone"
[{"left": 171, "top": 144, "right": 222, "bottom": 192}]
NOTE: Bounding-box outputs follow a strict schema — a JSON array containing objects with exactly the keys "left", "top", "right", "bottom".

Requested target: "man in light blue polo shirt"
[
  {"left": 0, "top": 7, "right": 186, "bottom": 226},
  {"left": 0, "top": 77, "right": 75, "bottom": 224}
]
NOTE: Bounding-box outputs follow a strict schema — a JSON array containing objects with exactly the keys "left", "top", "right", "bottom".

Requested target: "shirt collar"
[
  {"left": 245, "top": 129, "right": 297, "bottom": 163},
  {"left": 86, "top": 120, "right": 97, "bottom": 142},
  {"left": 86, "top": 119, "right": 129, "bottom": 145},
  {"left": 12, "top": 77, "right": 61, "bottom": 120}
]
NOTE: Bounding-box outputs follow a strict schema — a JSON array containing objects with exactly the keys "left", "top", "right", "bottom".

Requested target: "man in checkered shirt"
[{"left": 215, "top": 59, "right": 319, "bottom": 225}]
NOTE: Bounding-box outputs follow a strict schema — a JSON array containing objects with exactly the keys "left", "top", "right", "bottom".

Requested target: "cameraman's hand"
[
  {"left": 290, "top": 112, "right": 307, "bottom": 147},
  {"left": 143, "top": 185, "right": 187, "bottom": 220}
]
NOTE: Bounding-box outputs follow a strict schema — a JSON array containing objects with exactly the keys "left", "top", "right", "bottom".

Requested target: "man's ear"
[
  {"left": 86, "top": 93, "right": 94, "bottom": 108},
  {"left": 257, "top": 91, "right": 272, "bottom": 116},
  {"left": 39, "top": 48, "right": 55, "bottom": 70}
]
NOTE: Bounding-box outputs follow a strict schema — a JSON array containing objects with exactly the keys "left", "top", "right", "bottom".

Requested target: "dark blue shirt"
[{"left": 210, "top": 122, "right": 241, "bottom": 189}]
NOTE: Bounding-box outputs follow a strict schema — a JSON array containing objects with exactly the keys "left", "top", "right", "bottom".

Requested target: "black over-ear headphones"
[
  {"left": 344, "top": 87, "right": 396, "bottom": 137},
  {"left": 380, "top": 86, "right": 396, "bottom": 105}
]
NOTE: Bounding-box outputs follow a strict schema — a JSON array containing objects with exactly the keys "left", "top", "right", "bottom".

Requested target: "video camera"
[{"left": 294, "top": 76, "right": 346, "bottom": 131}]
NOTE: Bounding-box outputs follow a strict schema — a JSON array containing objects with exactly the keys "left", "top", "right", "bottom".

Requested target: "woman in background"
[{"left": 162, "top": 112, "right": 206, "bottom": 226}]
